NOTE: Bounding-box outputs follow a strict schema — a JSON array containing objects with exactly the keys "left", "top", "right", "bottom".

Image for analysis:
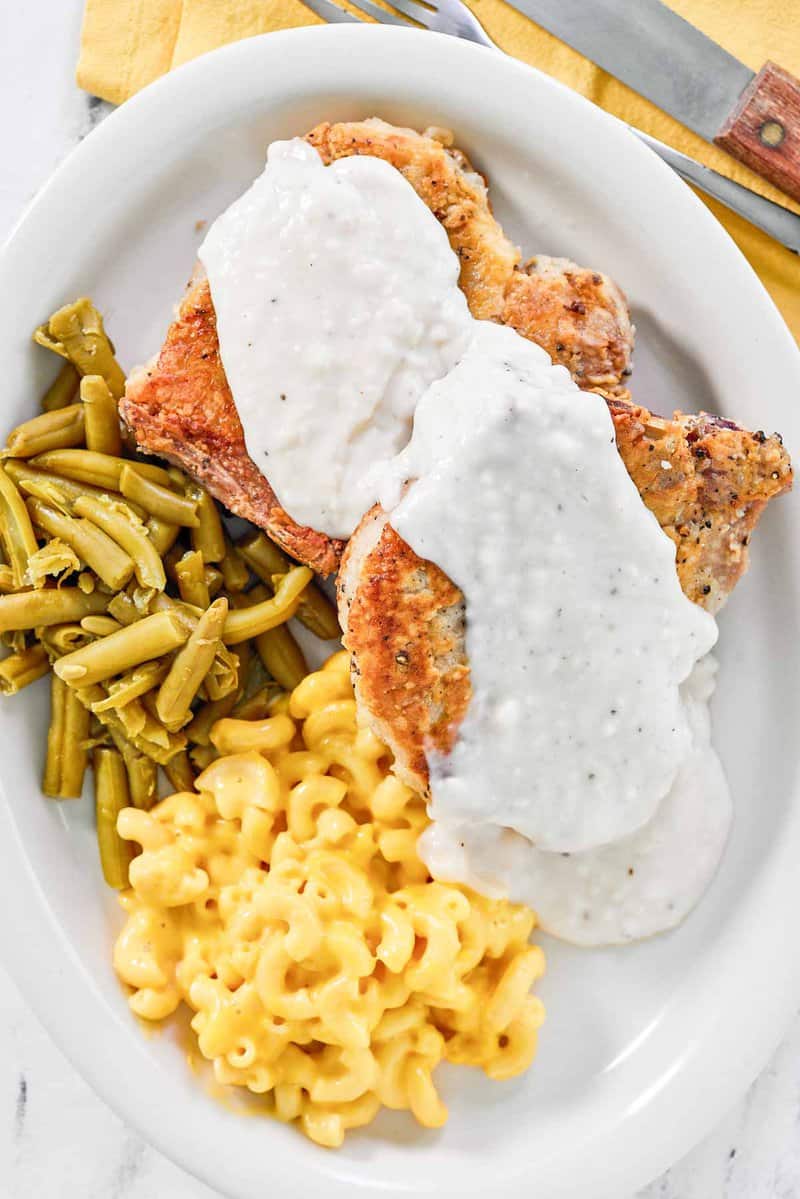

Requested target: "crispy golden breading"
[
  {"left": 122, "top": 120, "right": 634, "bottom": 570},
  {"left": 307, "top": 120, "right": 634, "bottom": 392},
  {"left": 340, "top": 411, "right": 792, "bottom": 794}
]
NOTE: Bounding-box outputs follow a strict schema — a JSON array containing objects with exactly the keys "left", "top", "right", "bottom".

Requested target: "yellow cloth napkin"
[{"left": 77, "top": 0, "right": 800, "bottom": 343}]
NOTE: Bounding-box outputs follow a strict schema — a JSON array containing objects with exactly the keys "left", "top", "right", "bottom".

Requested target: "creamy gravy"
[
  {"left": 199, "top": 139, "right": 470, "bottom": 538},
  {"left": 385, "top": 321, "right": 719, "bottom": 854},
  {"left": 205, "top": 139, "right": 730, "bottom": 943}
]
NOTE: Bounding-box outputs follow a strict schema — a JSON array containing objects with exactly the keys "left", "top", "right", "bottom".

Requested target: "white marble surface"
[{"left": 1, "top": 4, "right": 800, "bottom": 1198}]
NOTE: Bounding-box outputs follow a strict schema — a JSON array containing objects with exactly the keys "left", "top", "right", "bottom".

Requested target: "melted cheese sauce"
[
  {"left": 200, "top": 139, "right": 470, "bottom": 538},
  {"left": 204, "top": 138, "right": 731, "bottom": 945}
]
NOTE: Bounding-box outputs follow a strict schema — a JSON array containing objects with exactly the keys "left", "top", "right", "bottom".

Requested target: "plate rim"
[{"left": 1, "top": 23, "right": 799, "bottom": 1199}]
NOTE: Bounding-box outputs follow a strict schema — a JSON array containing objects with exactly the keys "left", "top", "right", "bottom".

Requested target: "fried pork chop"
[
  {"left": 339, "top": 409, "right": 792, "bottom": 794},
  {"left": 121, "top": 120, "right": 634, "bottom": 572}
]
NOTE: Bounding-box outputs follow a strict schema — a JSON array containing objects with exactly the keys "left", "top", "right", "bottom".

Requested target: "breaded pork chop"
[
  {"left": 122, "top": 121, "right": 634, "bottom": 571},
  {"left": 339, "top": 410, "right": 792, "bottom": 795}
]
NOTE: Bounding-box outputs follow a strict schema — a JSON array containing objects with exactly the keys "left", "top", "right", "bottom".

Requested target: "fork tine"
[
  {"left": 379, "top": 0, "right": 439, "bottom": 25},
  {"left": 346, "top": 0, "right": 413, "bottom": 26},
  {"left": 298, "top": 0, "right": 361, "bottom": 22}
]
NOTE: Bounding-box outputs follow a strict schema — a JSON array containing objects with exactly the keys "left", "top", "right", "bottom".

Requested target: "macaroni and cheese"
[{"left": 114, "top": 652, "right": 546, "bottom": 1146}]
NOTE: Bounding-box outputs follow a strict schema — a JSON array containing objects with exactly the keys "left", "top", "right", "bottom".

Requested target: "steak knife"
[{"left": 507, "top": 0, "right": 800, "bottom": 202}]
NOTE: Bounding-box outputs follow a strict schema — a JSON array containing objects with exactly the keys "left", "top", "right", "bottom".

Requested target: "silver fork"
[{"left": 300, "top": 0, "right": 800, "bottom": 254}]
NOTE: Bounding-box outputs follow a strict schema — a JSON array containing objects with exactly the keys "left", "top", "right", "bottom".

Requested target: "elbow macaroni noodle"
[{"left": 114, "top": 651, "right": 546, "bottom": 1147}]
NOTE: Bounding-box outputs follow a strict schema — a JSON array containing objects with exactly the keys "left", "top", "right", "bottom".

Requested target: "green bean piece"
[
  {"left": 0, "top": 566, "right": 16, "bottom": 593},
  {"left": 188, "top": 485, "right": 225, "bottom": 562},
  {"left": 185, "top": 643, "right": 250, "bottom": 745},
  {"left": 41, "top": 362, "right": 80, "bottom": 412},
  {"left": 119, "top": 466, "right": 199, "bottom": 527},
  {"left": 0, "top": 643, "right": 49, "bottom": 694},
  {"left": 27, "top": 497, "right": 135, "bottom": 591},
  {"left": 54, "top": 610, "right": 189, "bottom": 688},
  {"left": 31, "top": 449, "right": 172, "bottom": 491},
  {"left": 73, "top": 493, "right": 166, "bottom": 591},
  {"left": 80, "top": 375, "right": 121, "bottom": 456},
  {"left": 0, "top": 587, "right": 108, "bottom": 633},
  {"left": 204, "top": 565, "right": 224, "bottom": 598},
  {"left": 233, "top": 684, "right": 281, "bottom": 722},
  {"left": 164, "top": 750, "right": 196, "bottom": 794},
  {"left": 108, "top": 732, "right": 158, "bottom": 811},
  {"left": 189, "top": 743, "right": 218, "bottom": 773},
  {"left": 77, "top": 571, "right": 96, "bottom": 594},
  {"left": 201, "top": 639, "right": 239, "bottom": 701},
  {"left": 38, "top": 623, "right": 95, "bottom": 658},
  {"left": 222, "top": 567, "right": 312, "bottom": 645},
  {"left": 6, "top": 459, "right": 141, "bottom": 516},
  {"left": 74, "top": 684, "right": 187, "bottom": 765},
  {"left": 43, "top": 674, "right": 91, "bottom": 798},
  {"left": 145, "top": 515, "right": 180, "bottom": 556},
  {"left": 91, "top": 661, "right": 170, "bottom": 712},
  {"left": 220, "top": 546, "right": 250, "bottom": 593},
  {"left": 80, "top": 615, "right": 123, "bottom": 637},
  {"left": 175, "top": 549, "right": 209, "bottom": 608},
  {"left": 256, "top": 623, "right": 308, "bottom": 691},
  {"left": 93, "top": 748, "right": 134, "bottom": 888},
  {"left": 0, "top": 463, "right": 40, "bottom": 588},
  {"left": 34, "top": 299, "right": 126, "bottom": 399},
  {"left": 25, "top": 539, "right": 81, "bottom": 587},
  {"left": 155, "top": 597, "right": 228, "bottom": 731},
  {"left": 107, "top": 592, "right": 139, "bottom": 626},
  {"left": 237, "top": 530, "right": 339, "bottom": 640},
  {"left": 4, "top": 405, "right": 86, "bottom": 459}
]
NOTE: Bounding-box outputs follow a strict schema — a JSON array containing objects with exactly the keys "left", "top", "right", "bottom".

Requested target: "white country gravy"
[
  {"left": 199, "top": 139, "right": 470, "bottom": 538},
  {"left": 202, "top": 138, "right": 731, "bottom": 945}
]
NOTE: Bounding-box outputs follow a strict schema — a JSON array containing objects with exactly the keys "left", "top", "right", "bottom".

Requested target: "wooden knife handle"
[{"left": 715, "top": 61, "right": 800, "bottom": 203}]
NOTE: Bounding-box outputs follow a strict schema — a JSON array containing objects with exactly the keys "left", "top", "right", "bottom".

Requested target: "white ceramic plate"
[{"left": 1, "top": 25, "right": 799, "bottom": 1199}]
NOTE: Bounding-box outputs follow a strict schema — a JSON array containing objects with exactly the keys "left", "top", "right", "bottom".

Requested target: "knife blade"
[{"left": 508, "top": 0, "right": 800, "bottom": 202}]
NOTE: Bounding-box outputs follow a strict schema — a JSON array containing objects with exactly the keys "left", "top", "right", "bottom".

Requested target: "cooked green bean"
[
  {"left": 80, "top": 375, "right": 121, "bottom": 456},
  {"left": 220, "top": 546, "right": 250, "bottom": 592},
  {"left": 34, "top": 299, "right": 126, "bottom": 399},
  {"left": 200, "top": 639, "right": 239, "bottom": 701},
  {"left": 175, "top": 549, "right": 209, "bottom": 608},
  {"left": 43, "top": 674, "right": 91, "bottom": 798},
  {"left": 5, "top": 405, "right": 85, "bottom": 459},
  {"left": 38, "top": 623, "right": 95, "bottom": 657},
  {"left": 119, "top": 466, "right": 199, "bottom": 528},
  {"left": 54, "top": 610, "right": 188, "bottom": 687},
  {"left": 222, "top": 566, "right": 311, "bottom": 645},
  {"left": 156, "top": 597, "right": 228, "bottom": 730},
  {"left": 107, "top": 592, "right": 139, "bottom": 626},
  {"left": 232, "top": 684, "right": 282, "bottom": 721},
  {"left": 41, "top": 362, "right": 80, "bottom": 413},
  {"left": 205, "top": 565, "right": 224, "bottom": 598},
  {"left": 145, "top": 515, "right": 180, "bottom": 556},
  {"left": 187, "top": 485, "right": 225, "bottom": 562},
  {"left": 164, "top": 750, "right": 196, "bottom": 794},
  {"left": 185, "top": 643, "right": 250, "bottom": 745},
  {"left": 73, "top": 493, "right": 166, "bottom": 591},
  {"left": 6, "top": 459, "right": 140, "bottom": 515},
  {"left": 237, "top": 530, "right": 339, "bottom": 640},
  {"left": 0, "top": 587, "right": 108, "bottom": 633},
  {"left": 80, "top": 615, "right": 123, "bottom": 637},
  {"left": 256, "top": 623, "right": 308, "bottom": 691},
  {"left": 189, "top": 744, "right": 218, "bottom": 772},
  {"left": 26, "top": 538, "right": 81, "bottom": 587},
  {"left": 0, "top": 463, "right": 40, "bottom": 588},
  {"left": 0, "top": 643, "right": 49, "bottom": 694},
  {"left": 108, "top": 732, "right": 158, "bottom": 810},
  {"left": 93, "top": 748, "right": 134, "bottom": 887},
  {"left": 0, "top": 566, "right": 16, "bottom": 593},
  {"left": 77, "top": 571, "right": 96, "bottom": 594},
  {"left": 31, "top": 449, "right": 172, "bottom": 491},
  {"left": 74, "top": 683, "right": 187, "bottom": 765},
  {"left": 27, "top": 497, "right": 135, "bottom": 590},
  {"left": 91, "top": 661, "right": 170, "bottom": 711}
]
